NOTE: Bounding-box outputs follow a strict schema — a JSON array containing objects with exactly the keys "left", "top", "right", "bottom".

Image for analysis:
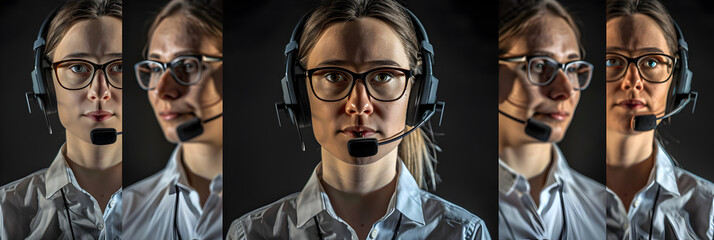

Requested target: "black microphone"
[
  {"left": 90, "top": 128, "right": 123, "bottom": 145},
  {"left": 632, "top": 93, "right": 697, "bottom": 131},
  {"left": 498, "top": 110, "right": 551, "bottom": 142},
  {"left": 347, "top": 102, "right": 444, "bottom": 158},
  {"left": 177, "top": 113, "right": 223, "bottom": 142}
]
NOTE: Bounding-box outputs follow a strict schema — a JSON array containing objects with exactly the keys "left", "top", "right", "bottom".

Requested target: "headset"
[
  {"left": 25, "top": 6, "right": 123, "bottom": 145},
  {"left": 26, "top": 7, "right": 59, "bottom": 135},
  {"left": 632, "top": 19, "right": 698, "bottom": 131},
  {"left": 274, "top": 8, "right": 445, "bottom": 156}
]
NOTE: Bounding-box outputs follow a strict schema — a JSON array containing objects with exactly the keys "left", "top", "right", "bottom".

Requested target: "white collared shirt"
[
  {"left": 606, "top": 141, "right": 714, "bottom": 239},
  {"left": 227, "top": 160, "right": 489, "bottom": 240},
  {"left": 122, "top": 145, "right": 223, "bottom": 240},
  {"left": 0, "top": 144, "right": 122, "bottom": 240},
  {"left": 499, "top": 144, "right": 606, "bottom": 239}
]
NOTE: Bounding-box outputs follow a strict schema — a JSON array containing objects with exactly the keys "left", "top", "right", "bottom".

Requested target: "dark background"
[
  {"left": 557, "top": 1, "right": 607, "bottom": 184},
  {"left": 227, "top": 0, "right": 498, "bottom": 238},
  {"left": 0, "top": 0, "right": 71, "bottom": 186}
]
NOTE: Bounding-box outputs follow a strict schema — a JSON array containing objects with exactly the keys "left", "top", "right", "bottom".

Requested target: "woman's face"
[
  {"left": 147, "top": 16, "right": 223, "bottom": 144},
  {"left": 306, "top": 17, "right": 411, "bottom": 164},
  {"left": 606, "top": 14, "right": 673, "bottom": 134},
  {"left": 52, "top": 17, "right": 122, "bottom": 144},
  {"left": 499, "top": 14, "right": 581, "bottom": 143}
]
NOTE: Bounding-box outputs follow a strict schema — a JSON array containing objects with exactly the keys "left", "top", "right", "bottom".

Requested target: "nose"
[
  {"left": 87, "top": 69, "right": 111, "bottom": 101},
  {"left": 154, "top": 69, "right": 185, "bottom": 100},
  {"left": 544, "top": 68, "right": 574, "bottom": 101},
  {"left": 620, "top": 62, "right": 644, "bottom": 91},
  {"left": 345, "top": 79, "right": 374, "bottom": 116}
]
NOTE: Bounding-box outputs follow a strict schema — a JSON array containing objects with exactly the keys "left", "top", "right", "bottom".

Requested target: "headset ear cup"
[
  {"left": 42, "top": 63, "right": 57, "bottom": 115},
  {"left": 406, "top": 75, "right": 424, "bottom": 126},
  {"left": 296, "top": 75, "right": 312, "bottom": 128}
]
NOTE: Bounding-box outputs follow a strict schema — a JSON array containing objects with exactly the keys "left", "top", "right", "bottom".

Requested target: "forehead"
[
  {"left": 148, "top": 15, "right": 220, "bottom": 60},
  {"left": 606, "top": 14, "right": 670, "bottom": 55},
  {"left": 508, "top": 14, "right": 580, "bottom": 60},
  {"left": 53, "top": 17, "right": 122, "bottom": 62},
  {"left": 306, "top": 17, "right": 409, "bottom": 70}
]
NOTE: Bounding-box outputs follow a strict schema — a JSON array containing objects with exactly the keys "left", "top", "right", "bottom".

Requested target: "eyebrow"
[
  {"left": 315, "top": 59, "right": 403, "bottom": 68},
  {"left": 530, "top": 51, "right": 580, "bottom": 60},
  {"left": 149, "top": 50, "right": 198, "bottom": 61},
  {"left": 61, "top": 52, "right": 122, "bottom": 61},
  {"left": 606, "top": 46, "right": 665, "bottom": 54}
]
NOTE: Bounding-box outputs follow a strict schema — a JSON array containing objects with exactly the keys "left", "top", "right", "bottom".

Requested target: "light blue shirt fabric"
[
  {"left": 606, "top": 141, "right": 714, "bottom": 239},
  {"left": 0, "top": 144, "right": 122, "bottom": 240},
  {"left": 499, "top": 144, "right": 606, "bottom": 239},
  {"left": 228, "top": 160, "right": 490, "bottom": 240},
  {"left": 123, "top": 145, "right": 223, "bottom": 240}
]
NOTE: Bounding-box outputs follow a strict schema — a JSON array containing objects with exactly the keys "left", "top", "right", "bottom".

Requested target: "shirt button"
[
  {"left": 370, "top": 229, "right": 379, "bottom": 239},
  {"left": 633, "top": 199, "right": 640, "bottom": 208},
  {"left": 109, "top": 199, "right": 115, "bottom": 208},
  {"left": 98, "top": 223, "right": 104, "bottom": 230},
  {"left": 623, "top": 222, "right": 629, "bottom": 229}
]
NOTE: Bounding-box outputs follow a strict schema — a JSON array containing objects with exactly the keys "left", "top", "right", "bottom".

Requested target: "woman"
[
  {"left": 122, "top": 0, "right": 223, "bottom": 239},
  {"left": 228, "top": 0, "right": 489, "bottom": 239},
  {"left": 606, "top": 0, "right": 714, "bottom": 238},
  {"left": 0, "top": 0, "right": 122, "bottom": 239},
  {"left": 498, "top": 0, "right": 605, "bottom": 238}
]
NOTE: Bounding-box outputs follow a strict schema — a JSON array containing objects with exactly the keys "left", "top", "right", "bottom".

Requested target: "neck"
[
  {"left": 181, "top": 140, "right": 223, "bottom": 207},
  {"left": 319, "top": 147, "right": 399, "bottom": 240},
  {"left": 499, "top": 141, "right": 552, "bottom": 179},
  {"left": 64, "top": 131, "right": 122, "bottom": 212},
  {"left": 321, "top": 147, "right": 399, "bottom": 194},
  {"left": 66, "top": 132, "right": 122, "bottom": 169},
  {"left": 182, "top": 141, "right": 223, "bottom": 180},
  {"left": 606, "top": 129, "right": 654, "bottom": 167},
  {"left": 606, "top": 129, "right": 656, "bottom": 210}
]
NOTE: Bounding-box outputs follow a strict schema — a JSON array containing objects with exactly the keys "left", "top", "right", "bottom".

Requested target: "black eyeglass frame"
[
  {"left": 499, "top": 55, "right": 593, "bottom": 91},
  {"left": 605, "top": 52, "right": 676, "bottom": 83},
  {"left": 52, "top": 58, "right": 123, "bottom": 90},
  {"left": 134, "top": 55, "right": 223, "bottom": 90},
  {"left": 305, "top": 66, "right": 413, "bottom": 102}
]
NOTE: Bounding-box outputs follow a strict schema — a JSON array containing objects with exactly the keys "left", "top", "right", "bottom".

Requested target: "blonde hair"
[{"left": 299, "top": 0, "right": 439, "bottom": 190}]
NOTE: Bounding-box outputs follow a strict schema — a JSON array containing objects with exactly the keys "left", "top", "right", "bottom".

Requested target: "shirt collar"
[
  {"left": 651, "top": 140, "right": 681, "bottom": 197},
  {"left": 45, "top": 144, "right": 72, "bottom": 199},
  {"left": 295, "top": 160, "right": 425, "bottom": 228},
  {"left": 164, "top": 144, "right": 191, "bottom": 190},
  {"left": 499, "top": 143, "right": 570, "bottom": 195}
]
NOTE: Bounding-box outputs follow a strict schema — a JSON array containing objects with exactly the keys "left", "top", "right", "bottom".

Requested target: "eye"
[
  {"left": 371, "top": 72, "right": 394, "bottom": 83},
  {"left": 69, "top": 64, "right": 89, "bottom": 73},
  {"left": 110, "top": 64, "right": 122, "bottom": 73},
  {"left": 183, "top": 62, "right": 197, "bottom": 72},
  {"left": 150, "top": 66, "right": 163, "bottom": 73},
  {"left": 644, "top": 59, "right": 658, "bottom": 68},
  {"left": 605, "top": 58, "right": 622, "bottom": 67},
  {"left": 324, "top": 72, "right": 345, "bottom": 83}
]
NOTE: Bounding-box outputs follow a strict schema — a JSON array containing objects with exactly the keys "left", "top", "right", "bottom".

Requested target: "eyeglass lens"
[
  {"left": 310, "top": 68, "right": 408, "bottom": 101},
  {"left": 56, "top": 60, "right": 122, "bottom": 89}
]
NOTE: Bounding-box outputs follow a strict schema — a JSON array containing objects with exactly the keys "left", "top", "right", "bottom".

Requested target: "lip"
[
  {"left": 617, "top": 99, "right": 646, "bottom": 109},
  {"left": 84, "top": 110, "right": 113, "bottom": 122},
  {"left": 536, "top": 110, "right": 570, "bottom": 121},
  {"left": 158, "top": 111, "right": 189, "bottom": 121},
  {"left": 341, "top": 126, "right": 377, "bottom": 138}
]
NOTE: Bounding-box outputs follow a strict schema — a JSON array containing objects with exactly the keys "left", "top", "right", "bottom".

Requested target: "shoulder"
[
  {"left": 0, "top": 169, "right": 49, "bottom": 207},
  {"left": 228, "top": 193, "right": 301, "bottom": 239},
  {"left": 672, "top": 167, "right": 714, "bottom": 201},
  {"left": 418, "top": 190, "right": 488, "bottom": 238}
]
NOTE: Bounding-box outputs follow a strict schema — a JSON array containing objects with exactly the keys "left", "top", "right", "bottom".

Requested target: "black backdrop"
[{"left": 226, "top": 0, "right": 498, "bottom": 237}]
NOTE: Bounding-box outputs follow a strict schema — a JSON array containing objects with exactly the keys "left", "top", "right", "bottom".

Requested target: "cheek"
[{"left": 649, "top": 83, "right": 671, "bottom": 108}]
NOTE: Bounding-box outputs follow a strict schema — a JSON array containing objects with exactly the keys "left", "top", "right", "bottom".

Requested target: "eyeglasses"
[
  {"left": 306, "top": 67, "right": 412, "bottom": 102},
  {"left": 499, "top": 55, "right": 593, "bottom": 91},
  {"left": 134, "top": 55, "right": 223, "bottom": 90},
  {"left": 52, "top": 59, "right": 122, "bottom": 90},
  {"left": 605, "top": 53, "right": 675, "bottom": 83}
]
